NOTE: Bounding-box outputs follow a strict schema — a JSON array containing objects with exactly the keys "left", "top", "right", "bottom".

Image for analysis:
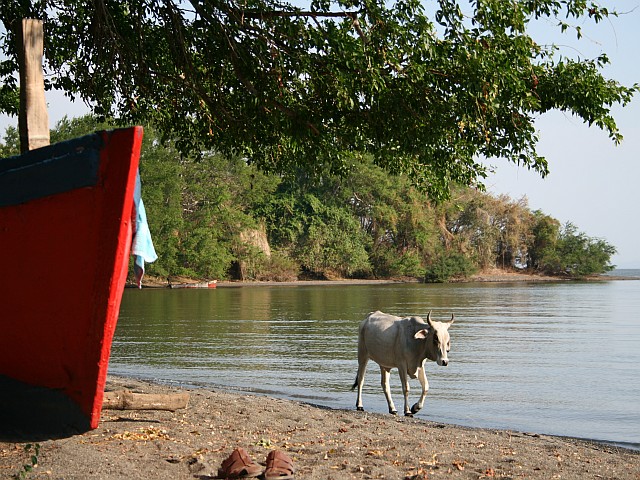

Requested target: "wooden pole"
[{"left": 18, "top": 18, "right": 50, "bottom": 153}]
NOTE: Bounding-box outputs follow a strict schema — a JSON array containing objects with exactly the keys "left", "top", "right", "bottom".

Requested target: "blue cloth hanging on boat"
[{"left": 132, "top": 170, "right": 158, "bottom": 288}]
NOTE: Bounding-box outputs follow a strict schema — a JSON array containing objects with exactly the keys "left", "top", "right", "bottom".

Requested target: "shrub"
[
  {"left": 424, "top": 251, "right": 477, "bottom": 283},
  {"left": 296, "top": 214, "right": 372, "bottom": 278}
]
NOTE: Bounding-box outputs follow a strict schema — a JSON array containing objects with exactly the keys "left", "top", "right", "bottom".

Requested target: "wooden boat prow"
[{"left": 0, "top": 127, "right": 143, "bottom": 439}]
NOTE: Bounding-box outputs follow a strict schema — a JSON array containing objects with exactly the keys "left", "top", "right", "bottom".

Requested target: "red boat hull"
[{"left": 0, "top": 127, "right": 143, "bottom": 437}]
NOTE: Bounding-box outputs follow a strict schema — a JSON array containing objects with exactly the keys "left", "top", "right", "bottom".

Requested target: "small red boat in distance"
[
  {"left": 169, "top": 280, "right": 217, "bottom": 289},
  {"left": 0, "top": 127, "right": 143, "bottom": 439}
]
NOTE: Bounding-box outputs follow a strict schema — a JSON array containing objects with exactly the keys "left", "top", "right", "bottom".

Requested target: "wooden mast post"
[{"left": 18, "top": 18, "right": 50, "bottom": 153}]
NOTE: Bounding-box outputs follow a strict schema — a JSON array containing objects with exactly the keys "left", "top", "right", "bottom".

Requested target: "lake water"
[{"left": 109, "top": 273, "right": 640, "bottom": 450}]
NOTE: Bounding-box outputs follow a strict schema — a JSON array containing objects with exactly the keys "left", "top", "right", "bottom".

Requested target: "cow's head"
[{"left": 415, "top": 311, "right": 454, "bottom": 366}]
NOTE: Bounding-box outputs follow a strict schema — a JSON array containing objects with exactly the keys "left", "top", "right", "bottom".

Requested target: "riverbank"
[
  {"left": 138, "top": 267, "right": 634, "bottom": 289},
  {"left": 1, "top": 376, "right": 637, "bottom": 479}
]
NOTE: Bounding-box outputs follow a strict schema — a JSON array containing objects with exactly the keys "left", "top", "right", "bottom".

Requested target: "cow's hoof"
[
  {"left": 356, "top": 406, "right": 364, "bottom": 412},
  {"left": 390, "top": 410, "right": 398, "bottom": 416},
  {"left": 404, "top": 412, "right": 414, "bottom": 417},
  {"left": 411, "top": 404, "right": 422, "bottom": 414}
]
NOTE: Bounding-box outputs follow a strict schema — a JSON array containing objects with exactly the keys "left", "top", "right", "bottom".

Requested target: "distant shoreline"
[{"left": 137, "top": 268, "right": 639, "bottom": 288}]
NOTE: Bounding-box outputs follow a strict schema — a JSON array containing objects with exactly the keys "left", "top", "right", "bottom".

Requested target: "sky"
[
  {"left": 2, "top": 3, "right": 639, "bottom": 268},
  {"left": 484, "top": 4, "right": 640, "bottom": 268}
]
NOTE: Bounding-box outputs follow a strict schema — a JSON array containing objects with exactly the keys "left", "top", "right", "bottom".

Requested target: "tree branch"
[
  {"left": 236, "top": 10, "right": 359, "bottom": 20},
  {"left": 236, "top": 9, "right": 368, "bottom": 42}
]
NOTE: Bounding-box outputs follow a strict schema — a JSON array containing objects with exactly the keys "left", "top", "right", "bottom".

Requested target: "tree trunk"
[{"left": 102, "top": 391, "right": 190, "bottom": 411}]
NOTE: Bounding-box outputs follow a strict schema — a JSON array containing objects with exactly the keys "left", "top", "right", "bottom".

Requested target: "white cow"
[{"left": 352, "top": 310, "right": 454, "bottom": 416}]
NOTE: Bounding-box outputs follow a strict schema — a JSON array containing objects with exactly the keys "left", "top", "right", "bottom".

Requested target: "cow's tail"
[{"left": 351, "top": 374, "right": 359, "bottom": 391}]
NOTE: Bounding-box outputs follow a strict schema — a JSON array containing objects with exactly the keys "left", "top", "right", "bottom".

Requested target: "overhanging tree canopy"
[{"left": 1, "top": 0, "right": 637, "bottom": 199}]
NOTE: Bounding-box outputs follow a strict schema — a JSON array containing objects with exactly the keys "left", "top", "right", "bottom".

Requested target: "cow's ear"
[{"left": 414, "top": 329, "right": 429, "bottom": 340}]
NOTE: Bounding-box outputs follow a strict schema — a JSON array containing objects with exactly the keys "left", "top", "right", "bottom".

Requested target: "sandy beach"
[{"left": 1, "top": 375, "right": 638, "bottom": 479}]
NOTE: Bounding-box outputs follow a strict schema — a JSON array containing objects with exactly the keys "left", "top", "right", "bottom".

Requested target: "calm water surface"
[{"left": 110, "top": 276, "right": 640, "bottom": 449}]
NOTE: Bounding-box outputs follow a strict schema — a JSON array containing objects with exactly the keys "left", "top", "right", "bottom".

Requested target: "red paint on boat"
[{"left": 0, "top": 127, "right": 143, "bottom": 431}]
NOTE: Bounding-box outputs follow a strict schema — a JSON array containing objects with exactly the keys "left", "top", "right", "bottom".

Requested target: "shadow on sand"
[{"left": 0, "top": 375, "right": 90, "bottom": 442}]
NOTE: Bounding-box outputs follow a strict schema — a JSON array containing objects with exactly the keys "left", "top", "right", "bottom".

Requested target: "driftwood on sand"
[{"left": 102, "top": 390, "right": 190, "bottom": 411}]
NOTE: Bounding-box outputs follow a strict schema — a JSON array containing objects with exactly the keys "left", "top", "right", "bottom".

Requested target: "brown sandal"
[
  {"left": 218, "top": 447, "right": 262, "bottom": 479},
  {"left": 263, "top": 450, "right": 295, "bottom": 479}
]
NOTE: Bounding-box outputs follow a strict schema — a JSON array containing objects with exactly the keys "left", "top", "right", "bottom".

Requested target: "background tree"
[
  {"left": 526, "top": 210, "right": 561, "bottom": 272},
  {"left": 428, "top": 188, "right": 533, "bottom": 280},
  {"left": 531, "top": 222, "right": 617, "bottom": 276},
  {"left": 1, "top": 1, "right": 637, "bottom": 199},
  {"left": 0, "top": 122, "right": 18, "bottom": 157},
  {"left": 1, "top": 115, "right": 617, "bottom": 280}
]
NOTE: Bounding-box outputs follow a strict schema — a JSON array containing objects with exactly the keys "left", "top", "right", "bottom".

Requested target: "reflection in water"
[{"left": 111, "top": 281, "right": 640, "bottom": 448}]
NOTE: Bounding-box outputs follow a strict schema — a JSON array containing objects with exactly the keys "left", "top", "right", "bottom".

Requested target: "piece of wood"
[
  {"left": 102, "top": 391, "right": 190, "bottom": 411},
  {"left": 18, "top": 18, "right": 50, "bottom": 153}
]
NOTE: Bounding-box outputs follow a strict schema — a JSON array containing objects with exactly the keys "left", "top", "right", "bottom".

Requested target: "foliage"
[
  {"left": 424, "top": 250, "right": 477, "bottom": 283},
  {"left": 439, "top": 189, "right": 534, "bottom": 270},
  {"left": 235, "top": 248, "right": 300, "bottom": 282},
  {"left": 135, "top": 133, "right": 185, "bottom": 276},
  {"left": 2, "top": 115, "right": 617, "bottom": 281},
  {"left": 532, "top": 222, "right": 616, "bottom": 277},
  {"left": 139, "top": 136, "right": 281, "bottom": 279},
  {"left": 296, "top": 204, "right": 372, "bottom": 277},
  {"left": 1, "top": 1, "right": 637, "bottom": 200},
  {"left": 0, "top": 84, "right": 19, "bottom": 116},
  {"left": 0, "top": 124, "right": 19, "bottom": 157},
  {"left": 526, "top": 210, "right": 561, "bottom": 272},
  {"left": 257, "top": 191, "right": 372, "bottom": 278},
  {"left": 48, "top": 115, "right": 113, "bottom": 142},
  {"left": 13, "top": 443, "right": 40, "bottom": 480}
]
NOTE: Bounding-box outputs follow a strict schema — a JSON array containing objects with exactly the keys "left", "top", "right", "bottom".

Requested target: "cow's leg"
[
  {"left": 398, "top": 368, "right": 412, "bottom": 416},
  {"left": 354, "top": 355, "right": 369, "bottom": 411},
  {"left": 380, "top": 367, "right": 397, "bottom": 415},
  {"left": 354, "top": 337, "right": 370, "bottom": 411},
  {"left": 411, "top": 367, "right": 429, "bottom": 414}
]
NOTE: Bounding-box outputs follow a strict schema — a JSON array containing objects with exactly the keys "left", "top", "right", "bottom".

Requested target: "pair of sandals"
[{"left": 218, "top": 447, "right": 295, "bottom": 479}]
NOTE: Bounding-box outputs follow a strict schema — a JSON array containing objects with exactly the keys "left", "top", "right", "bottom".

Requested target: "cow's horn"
[
  {"left": 426, "top": 310, "right": 433, "bottom": 326},
  {"left": 449, "top": 313, "right": 455, "bottom": 324}
]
